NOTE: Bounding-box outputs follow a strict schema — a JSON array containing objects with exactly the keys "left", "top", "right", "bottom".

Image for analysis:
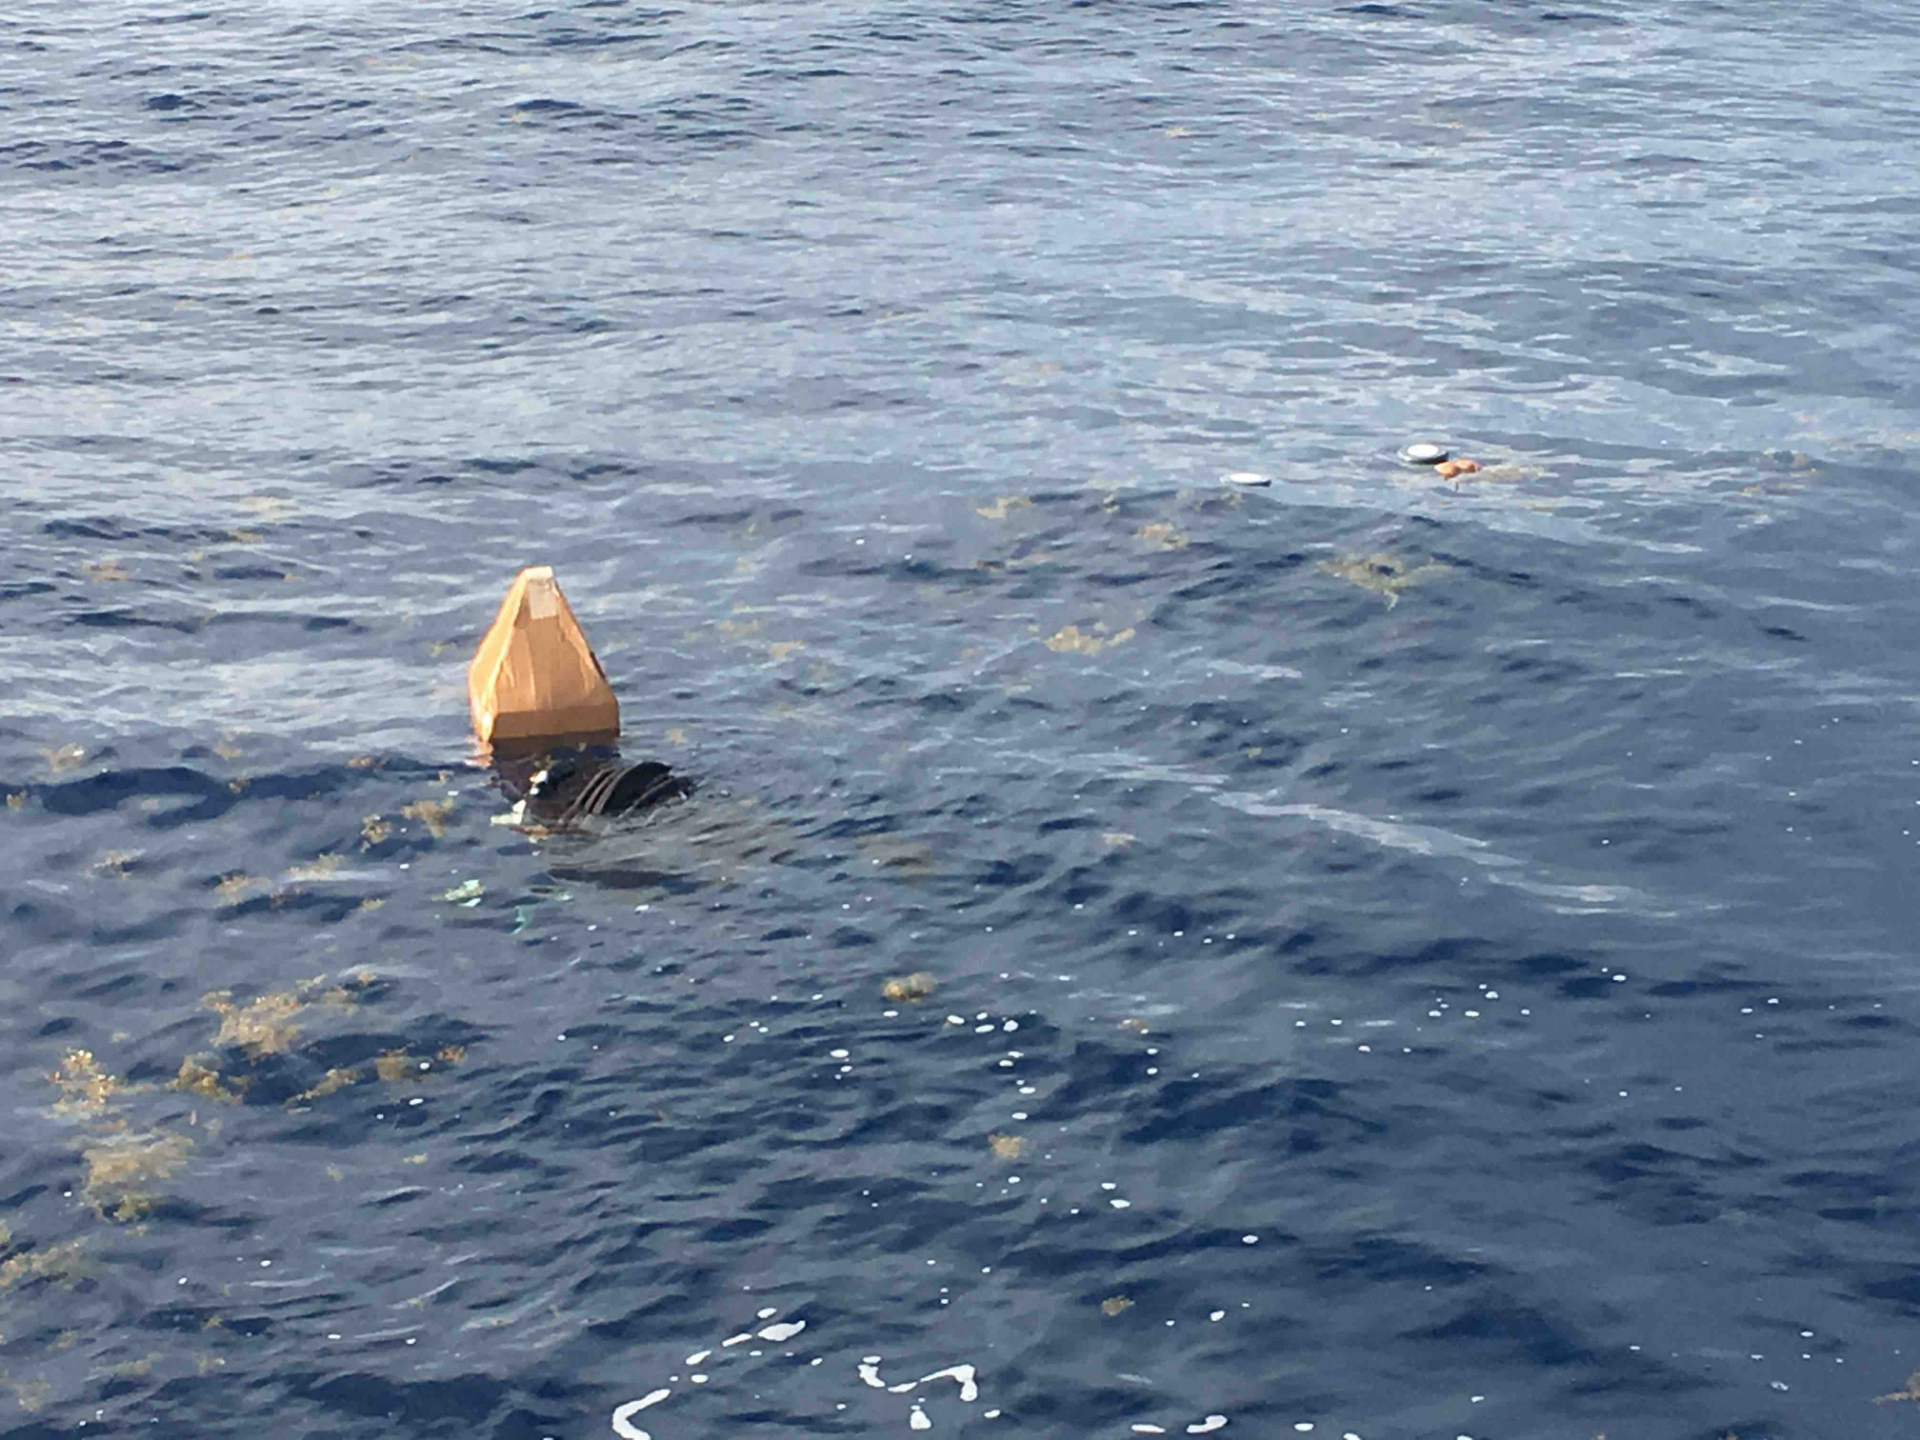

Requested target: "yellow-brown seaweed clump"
[
  {"left": 81, "top": 1133, "right": 193, "bottom": 1221},
  {"left": 202, "top": 990, "right": 304, "bottom": 1057},
  {"left": 1046, "top": 623, "right": 1135, "bottom": 656},
  {"left": 401, "top": 798, "right": 454, "bottom": 837},
  {"left": 172, "top": 1056, "right": 247, "bottom": 1103},
  {"left": 0, "top": 1237, "right": 87, "bottom": 1293},
  {"left": 291, "top": 1067, "right": 362, "bottom": 1104},
  {"left": 1317, "top": 552, "right": 1452, "bottom": 608},
  {"left": 49, "top": 1050, "right": 127, "bottom": 1117},
  {"left": 882, "top": 972, "right": 939, "bottom": 1003},
  {"left": 374, "top": 1048, "right": 462, "bottom": 1083}
]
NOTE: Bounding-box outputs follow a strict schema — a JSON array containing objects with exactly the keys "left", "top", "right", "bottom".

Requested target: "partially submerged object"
[
  {"left": 499, "top": 757, "right": 691, "bottom": 833},
  {"left": 1398, "top": 441, "right": 1484, "bottom": 480},
  {"left": 467, "top": 566, "right": 690, "bottom": 831},
  {"left": 468, "top": 566, "right": 620, "bottom": 749},
  {"left": 1317, "top": 551, "right": 1452, "bottom": 608}
]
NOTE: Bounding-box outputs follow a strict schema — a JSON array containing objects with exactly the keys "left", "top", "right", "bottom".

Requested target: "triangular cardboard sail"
[{"left": 467, "top": 566, "right": 620, "bottom": 746}]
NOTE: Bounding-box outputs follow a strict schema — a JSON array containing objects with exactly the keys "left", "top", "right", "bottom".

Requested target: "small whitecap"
[{"left": 611, "top": 1390, "right": 671, "bottom": 1440}]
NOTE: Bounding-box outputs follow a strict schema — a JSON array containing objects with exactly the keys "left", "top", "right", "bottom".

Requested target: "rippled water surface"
[{"left": 7, "top": 2, "right": 1920, "bottom": 1436}]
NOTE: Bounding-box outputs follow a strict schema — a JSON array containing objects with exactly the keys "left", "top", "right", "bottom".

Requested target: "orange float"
[{"left": 466, "top": 566, "right": 620, "bottom": 749}]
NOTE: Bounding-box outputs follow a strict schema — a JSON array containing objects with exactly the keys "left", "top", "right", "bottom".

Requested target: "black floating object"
[{"left": 526, "top": 759, "right": 690, "bottom": 829}]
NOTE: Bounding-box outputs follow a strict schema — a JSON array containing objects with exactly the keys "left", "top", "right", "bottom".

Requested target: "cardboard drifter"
[{"left": 467, "top": 566, "right": 620, "bottom": 747}]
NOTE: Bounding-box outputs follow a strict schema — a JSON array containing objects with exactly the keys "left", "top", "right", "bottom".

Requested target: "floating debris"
[
  {"left": 361, "top": 814, "right": 391, "bottom": 846},
  {"left": 81, "top": 1132, "right": 193, "bottom": 1221},
  {"left": 1876, "top": 1370, "right": 1920, "bottom": 1403},
  {"left": 1136, "top": 522, "right": 1188, "bottom": 551},
  {"left": 855, "top": 835, "right": 936, "bottom": 874},
  {"left": 172, "top": 1056, "right": 246, "bottom": 1103},
  {"left": 81, "top": 558, "right": 133, "bottom": 583},
  {"left": 974, "top": 548, "right": 1060, "bottom": 576},
  {"left": 1398, "top": 441, "right": 1448, "bottom": 466},
  {"left": 374, "top": 1049, "right": 458, "bottom": 1083},
  {"left": 988, "top": 1133, "right": 1028, "bottom": 1161},
  {"left": 91, "top": 850, "right": 140, "bottom": 877},
  {"left": 1222, "top": 471, "right": 1271, "bottom": 488},
  {"left": 1047, "top": 623, "right": 1136, "bottom": 655},
  {"left": 214, "top": 873, "right": 262, "bottom": 904},
  {"left": 0, "top": 1238, "right": 86, "bottom": 1293},
  {"left": 291, "top": 1067, "right": 361, "bottom": 1104},
  {"left": 202, "top": 990, "right": 304, "bottom": 1056},
  {"left": 1100, "top": 1296, "right": 1134, "bottom": 1316},
  {"left": 468, "top": 565, "right": 621, "bottom": 746},
  {"left": 402, "top": 798, "right": 454, "bottom": 837},
  {"left": 3, "top": 1375, "right": 53, "bottom": 1413},
  {"left": 283, "top": 852, "right": 344, "bottom": 883},
  {"left": 439, "top": 878, "right": 484, "bottom": 906},
  {"left": 238, "top": 494, "right": 296, "bottom": 520},
  {"left": 1102, "top": 831, "right": 1137, "bottom": 849},
  {"left": 976, "top": 496, "right": 1033, "bottom": 520},
  {"left": 1317, "top": 552, "right": 1452, "bottom": 609},
  {"left": 48, "top": 1049, "right": 127, "bottom": 1117},
  {"left": 882, "top": 972, "right": 939, "bottom": 1003},
  {"left": 43, "top": 743, "right": 87, "bottom": 772}
]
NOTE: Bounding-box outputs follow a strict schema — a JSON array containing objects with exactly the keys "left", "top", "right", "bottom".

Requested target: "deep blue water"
[{"left": 6, "top": 2, "right": 1920, "bottom": 1437}]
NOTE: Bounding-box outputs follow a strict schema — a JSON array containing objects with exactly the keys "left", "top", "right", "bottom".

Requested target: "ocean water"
[{"left": 6, "top": 1, "right": 1920, "bottom": 1436}]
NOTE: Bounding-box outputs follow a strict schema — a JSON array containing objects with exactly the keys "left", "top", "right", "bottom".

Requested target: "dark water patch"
[{"left": 36, "top": 765, "right": 234, "bottom": 823}]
